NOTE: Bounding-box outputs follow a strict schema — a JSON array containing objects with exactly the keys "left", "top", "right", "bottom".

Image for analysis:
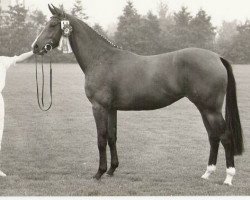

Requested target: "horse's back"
[{"left": 111, "top": 50, "right": 185, "bottom": 110}]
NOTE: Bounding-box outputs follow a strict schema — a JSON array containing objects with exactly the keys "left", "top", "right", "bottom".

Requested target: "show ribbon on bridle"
[
  {"left": 35, "top": 55, "right": 53, "bottom": 111},
  {"left": 57, "top": 19, "right": 73, "bottom": 54}
]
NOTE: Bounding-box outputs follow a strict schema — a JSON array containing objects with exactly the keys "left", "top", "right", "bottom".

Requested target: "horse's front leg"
[
  {"left": 107, "top": 110, "right": 119, "bottom": 176},
  {"left": 92, "top": 103, "right": 108, "bottom": 180}
]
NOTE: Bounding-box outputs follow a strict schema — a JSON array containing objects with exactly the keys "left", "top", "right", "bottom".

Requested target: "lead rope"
[{"left": 35, "top": 55, "right": 53, "bottom": 111}]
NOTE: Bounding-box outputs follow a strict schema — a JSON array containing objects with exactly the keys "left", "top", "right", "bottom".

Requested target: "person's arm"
[{"left": 15, "top": 51, "right": 34, "bottom": 63}]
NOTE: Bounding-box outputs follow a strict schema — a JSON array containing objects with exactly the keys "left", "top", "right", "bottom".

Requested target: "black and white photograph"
[{"left": 0, "top": 0, "right": 249, "bottom": 197}]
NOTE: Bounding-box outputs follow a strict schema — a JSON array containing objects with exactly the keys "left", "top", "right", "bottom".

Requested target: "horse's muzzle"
[
  {"left": 33, "top": 44, "right": 41, "bottom": 54},
  {"left": 33, "top": 44, "right": 47, "bottom": 55}
]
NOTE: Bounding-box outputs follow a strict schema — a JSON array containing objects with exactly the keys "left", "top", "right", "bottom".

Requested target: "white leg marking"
[
  {"left": 0, "top": 94, "right": 6, "bottom": 177},
  {"left": 0, "top": 170, "right": 6, "bottom": 177},
  {"left": 201, "top": 165, "right": 216, "bottom": 180},
  {"left": 223, "top": 167, "right": 235, "bottom": 186}
]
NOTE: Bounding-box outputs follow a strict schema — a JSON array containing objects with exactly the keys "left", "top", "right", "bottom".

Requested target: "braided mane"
[
  {"left": 93, "top": 28, "right": 122, "bottom": 49},
  {"left": 84, "top": 22, "right": 122, "bottom": 49}
]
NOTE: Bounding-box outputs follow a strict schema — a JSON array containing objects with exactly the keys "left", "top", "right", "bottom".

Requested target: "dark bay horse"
[{"left": 33, "top": 5, "right": 244, "bottom": 185}]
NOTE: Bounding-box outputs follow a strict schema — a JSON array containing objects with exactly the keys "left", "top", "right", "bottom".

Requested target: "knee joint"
[{"left": 108, "top": 136, "right": 116, "bottom": 146}]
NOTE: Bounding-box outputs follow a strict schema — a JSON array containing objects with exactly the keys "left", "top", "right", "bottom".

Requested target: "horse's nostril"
[{"left": 34, "top": 44, "right": 39, "bottom": 50}]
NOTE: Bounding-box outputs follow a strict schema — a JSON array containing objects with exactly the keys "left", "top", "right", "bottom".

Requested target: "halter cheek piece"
[{"left": 43, "top": 18, "right": 73, "bottom": 53}]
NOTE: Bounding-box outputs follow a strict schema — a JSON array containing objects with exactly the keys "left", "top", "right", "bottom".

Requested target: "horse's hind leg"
[
  {"left": 199, "top": 108, "right": 235, "bottom": 185},
  {"left": 199, "top": 110, "right": 224, "bottom": 180},
  {"left": 107, "top": 110, "right": 119, "bottom": 176}
]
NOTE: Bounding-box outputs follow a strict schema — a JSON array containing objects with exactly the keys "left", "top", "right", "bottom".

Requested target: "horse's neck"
[{"left": 69, "top": 18, "right": 114, "bottom": 73}]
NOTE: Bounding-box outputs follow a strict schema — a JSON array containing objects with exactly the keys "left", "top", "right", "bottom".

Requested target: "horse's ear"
[
  {"left": 51, "top": 4, "right": 64, "bottom": 17},
  {"left": 48, "top": 4, "right": 56, "bottom": 15}
]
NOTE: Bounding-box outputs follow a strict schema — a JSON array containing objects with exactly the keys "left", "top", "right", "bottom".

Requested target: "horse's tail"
[{"left": 220, "top": 57, "right": 244, "bottom": 155}]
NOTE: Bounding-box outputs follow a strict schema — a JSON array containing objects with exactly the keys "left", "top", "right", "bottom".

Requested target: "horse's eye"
[{"left": 50, "top": 21, "right": 59, "bottom": 27}]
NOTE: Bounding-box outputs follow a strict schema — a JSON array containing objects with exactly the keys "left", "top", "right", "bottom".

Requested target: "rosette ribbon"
[{"left": 58, "top": 20, "right": 73, "bottom": 54}]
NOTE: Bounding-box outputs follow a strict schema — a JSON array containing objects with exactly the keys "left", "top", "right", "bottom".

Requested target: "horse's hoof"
[
  {"left": 0, "top": 170, "right": 6, "bottom": 177},
  {"left": 105, "top": 174, "right": 112, "bottom": 177},
  {"left": 201, "top": 172, "right": 210, "bottom": 180},
  {"left": 106, "top": 172, "right": 114, "bottom": 177},
  {"left": 201, "top": 174, "right": 209, "bottom": 180},
  {"left": 93, "top": 170, "right": 105, "bottom": 180},
  {"left": 106, "top": 169, "right": 115, "bottom": 177},
  {"left": 201, "top": 165, "right": 216, "bottom": 180},
  {"left": 223, "top": 180, "right": 232, "bottom": 186},
  {"left": 92, "top": 174, "right": 101, "bottom": 180}
]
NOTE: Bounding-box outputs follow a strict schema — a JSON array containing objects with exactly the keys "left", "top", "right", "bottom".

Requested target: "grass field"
[{"left": 0, "top": 63, "right": 249, "bottom": 196}]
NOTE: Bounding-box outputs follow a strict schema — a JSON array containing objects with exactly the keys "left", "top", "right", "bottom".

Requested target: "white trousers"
[{"left": 0, "top": 93, "right": 4, "bottom": 151}]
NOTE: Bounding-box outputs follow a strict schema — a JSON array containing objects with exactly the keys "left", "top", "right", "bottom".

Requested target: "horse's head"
[{"left": 33, "top": 5, "right": 67, "bottom": 55}]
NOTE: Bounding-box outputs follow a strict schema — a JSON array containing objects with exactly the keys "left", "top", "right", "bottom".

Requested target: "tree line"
[{"left": 1, "top": 0, "right": 250, "bottom": 64}]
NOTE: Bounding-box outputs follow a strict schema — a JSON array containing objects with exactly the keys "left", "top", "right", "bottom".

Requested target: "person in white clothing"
[{"left": 0, "top": 51, "right": 34, "bottom": 177}]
